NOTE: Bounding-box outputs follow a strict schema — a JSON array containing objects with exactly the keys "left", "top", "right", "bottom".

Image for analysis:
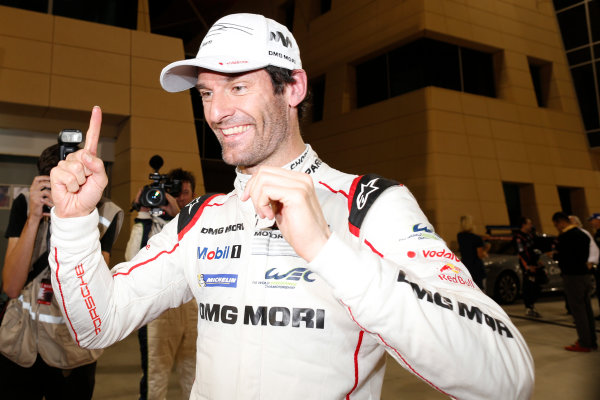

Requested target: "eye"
[
  {"left": 198, "top": 90, "right": 212, "bottom": 100},
  {"left": 231, "top": 84, "right": 247, "bottom": 94}
]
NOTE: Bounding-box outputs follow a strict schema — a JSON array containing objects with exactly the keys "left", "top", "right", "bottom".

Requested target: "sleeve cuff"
[{"left": 50, "top": 207, "right": 100, "bottom": 248}]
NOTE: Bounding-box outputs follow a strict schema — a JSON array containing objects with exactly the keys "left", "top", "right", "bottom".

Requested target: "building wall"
[
  {"left": 0, "top": 5, "right": 203, "bottom": 264},
  {"left": 293, "top": 0, "right": 600, "bottom": 247}
]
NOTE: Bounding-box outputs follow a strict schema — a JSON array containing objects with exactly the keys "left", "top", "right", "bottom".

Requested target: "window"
[
  {"left": 502, "top": 183, "right": 540, "bottom": 228},
  {"left": 355, "top": 38, "right": 496, "bottom": 108},
  {"left": 557, "top": 186, "right": 588, "bottom": 219},
  {"left": 528, "top": 59, "right": 552, "bottom": 107},
  {"left": 556, "top": 4, "right": 588, "bottom": 50},
  {"left": 571, "top": 64, "right": 600, "bottom": 131},
  {"left": 308, "top": 75, "right": 326, "bottom": 122}
]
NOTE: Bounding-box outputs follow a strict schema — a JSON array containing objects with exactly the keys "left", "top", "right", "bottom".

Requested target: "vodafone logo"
[{"left": 422, "top": 249, "right": 461, "bottom": 262}]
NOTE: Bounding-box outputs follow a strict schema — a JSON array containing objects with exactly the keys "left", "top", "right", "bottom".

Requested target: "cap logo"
[
  {"left": 270, "top": 31, "right": 293, "bottom": 48},
  {"left": 206, "top": 22, "right": 254, "bottom": 39}
]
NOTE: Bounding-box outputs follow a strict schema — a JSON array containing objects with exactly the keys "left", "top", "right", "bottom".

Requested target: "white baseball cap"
[{"left": 160, "top": 13, "right": 302, "bottom": 93}]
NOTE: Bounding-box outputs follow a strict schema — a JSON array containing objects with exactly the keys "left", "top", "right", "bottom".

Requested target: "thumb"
[{"left": 82, "top": 150, "right": 106, "bottom": 176}]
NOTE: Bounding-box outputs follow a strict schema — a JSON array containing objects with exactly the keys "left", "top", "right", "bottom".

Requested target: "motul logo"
[{"left": 422, "top": 249, "right": 461, "bottom": 262}]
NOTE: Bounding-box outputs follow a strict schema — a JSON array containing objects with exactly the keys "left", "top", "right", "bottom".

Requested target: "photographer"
[
  {"left": 125, "top": 168, "right": 197, "bottom": 400},
  {"left": 0, "top": 143, "right": 123, "bottom": 399}
]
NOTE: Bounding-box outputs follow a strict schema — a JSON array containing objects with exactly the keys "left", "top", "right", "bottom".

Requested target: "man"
[
  {"left": 125, "top": 168, "right": 197, "bottom": 400},
  {"left": 587, "top": 213, "right": 600, "bottom": 320},
  {"left": 514, "top": 217, "right": 542, "bottom": 318},
  {"left": 47, "top": 13, "right": 534, "bottom": 399},
  {"left": 0, "top": 143, "right": 123, "bottom": 399},
  {"left": 552, "top": 212, "right": 597, "bottom": 352}
]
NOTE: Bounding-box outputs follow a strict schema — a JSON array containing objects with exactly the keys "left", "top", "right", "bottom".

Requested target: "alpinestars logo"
[
  {"left": 197, "top": 245, "right": 242, "bottom": 260},
  {"left": 356, "top": 178, "right": 379, "bottom": 210}
]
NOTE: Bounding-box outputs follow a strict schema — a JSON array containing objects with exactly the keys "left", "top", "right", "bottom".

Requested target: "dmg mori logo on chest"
[{"left": 197, "top": 245, "right": 242, "bottom": 260}]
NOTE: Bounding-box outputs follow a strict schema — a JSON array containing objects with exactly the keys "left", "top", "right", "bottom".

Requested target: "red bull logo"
[{"left": 440, "top": 263, "right": 462, "bottom": 274}]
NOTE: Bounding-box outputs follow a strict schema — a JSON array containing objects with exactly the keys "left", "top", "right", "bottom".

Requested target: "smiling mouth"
[{"left": 221, "top": 125, "right": 251, "bottom": 136}]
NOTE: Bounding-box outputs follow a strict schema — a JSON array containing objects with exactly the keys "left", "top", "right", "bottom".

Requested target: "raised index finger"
[{"left": 84, "top": 106, "right": 102, "bottom": 156}]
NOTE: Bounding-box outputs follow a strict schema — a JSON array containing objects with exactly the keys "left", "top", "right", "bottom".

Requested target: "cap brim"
[{"left": 160, "top": 58, "right": 269, "bottom": 93}]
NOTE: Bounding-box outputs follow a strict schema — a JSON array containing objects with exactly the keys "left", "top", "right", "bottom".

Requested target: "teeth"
[{"left": 222, "top": 125, "right": 249, "bottom": 136}]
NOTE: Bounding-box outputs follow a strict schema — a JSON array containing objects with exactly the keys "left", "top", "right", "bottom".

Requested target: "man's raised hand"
[
  {"left": 50, "top": 106, "right": 108, "bottom": 218},
  {"left": 241, "top": 166, "right": 331, "bottom": 262}
]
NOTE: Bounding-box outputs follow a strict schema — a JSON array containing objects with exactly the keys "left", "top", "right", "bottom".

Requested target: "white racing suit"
[
  {"left": 49, "top": 145, "right": 534, "bottom": 399},
  {"left": 125, "top": 211, "right": 197, "bottom": 399}
]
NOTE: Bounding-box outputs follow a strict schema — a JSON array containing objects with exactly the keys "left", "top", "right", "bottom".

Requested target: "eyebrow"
[{"left": 195, "top": 72, "right": 248, "bottom": 90}]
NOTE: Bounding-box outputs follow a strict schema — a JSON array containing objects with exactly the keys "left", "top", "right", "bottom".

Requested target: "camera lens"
[{"left": 145, "top": 189, "right": 163, "bottom": 207}]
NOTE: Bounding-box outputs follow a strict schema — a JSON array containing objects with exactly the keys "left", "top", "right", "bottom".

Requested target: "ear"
[{"left": 287, "top": 69, "right": 308, "bottom": 108}]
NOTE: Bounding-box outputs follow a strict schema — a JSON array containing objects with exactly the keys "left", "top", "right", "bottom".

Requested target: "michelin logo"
[{"left": 198, "top": 274, "right": 238, "bottom": 288}]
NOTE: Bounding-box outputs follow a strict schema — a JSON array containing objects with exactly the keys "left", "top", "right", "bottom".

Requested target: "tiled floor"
[{"left": 94, "top": 295, "right": 600, "bottom": 399}]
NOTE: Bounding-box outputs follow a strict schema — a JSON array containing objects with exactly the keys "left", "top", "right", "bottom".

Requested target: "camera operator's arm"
[{"left": 2, "top": 176, "right": 53, "bottom": 298}]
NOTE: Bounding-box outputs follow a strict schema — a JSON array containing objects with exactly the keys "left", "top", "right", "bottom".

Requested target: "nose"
[{"left": 205, "top": 91, "right": 234, "bottom": 125}]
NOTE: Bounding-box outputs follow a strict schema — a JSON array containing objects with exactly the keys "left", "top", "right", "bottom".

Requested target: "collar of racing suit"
[{"left": 232, "top": 144, "right": 318, "bottom": 230}]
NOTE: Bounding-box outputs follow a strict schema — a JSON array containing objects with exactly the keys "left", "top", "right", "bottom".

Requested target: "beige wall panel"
[
  {"left": 517, "top": 106, "right": 544, "bottom": 128},
  {"left": 434, "top": 176, "right": 479, "bottom": 201},
  {"left": 471, "top": 158, "right": 501, "bottom": 179},
  {"left": 445, "top": 17, "right": 474, "bottom": 42},
  {"left": 0, "top": 69, "right": 49, "bottom": 107},
  {"left": 486, "top": 99, "right": 519, "bottom": 122},
  {"left": 50, "top": 75, "right": 129, "bottom": 115},
  {"left": 467, "top": 136, "right": 497, "bottom": 159},
  {"left": 503, "top": 87, "right": 539, "bottom": 107},
  {"left": 538, "top": 205, "right": 562, "bottom": 234},
  {"left": 0, "top": 35, "right": 52, "bottom": 73},
  {"left": 490, "top": 119, "right": 524, "bottom": 142},
  {"left": 552, "top": 130, "right": 590, "bottom": 151},
  {"left": 52, "top": 44, "right": 130, "bottom": 85},
  {"left": 542, "top": 110, "right": 582, "bottom": 133},
  {"left": 427, "top": 87, "right": 463, "bottom": 113},
  {"left": 111, "top": 147, "right": 131, "bottom": 186},
  {"left": 463, "top": 115, "right": 492, "bottom": 137},
  {"left": 533, "top": 183, "right": 560, "bottom": 206},
  {"left": 124, "top": 117, "right": 198, "bottom": 154},
  {"left": 131, "top": 87, "right": 193, "bottom": 122},
  {"left": 494, "top": 139, "right": 528, "bottom": 161},
  {"left": 498, "top": 160, "right": 532, "bottom": 182},
  {"left": 0, "top": 5, "right": 53, "bottom": 41},
  {"left": 460, "top": 94, "right": 489, "bottom": 118},
  {"left": 53, "top": 16, "right": 130, "bottom": 55},
  {"left": 132, "top": 57, "right": 168, "bottom": 89},
  {"left": 552, "top": 167, "right": 586, "bottom": 187},
  {"left": 524, "top": 144, "right": 556, "bottom": 165},
  {"left": 478, "top": 201, "right": 510, "bottom": 226},
  {"left": 427, "top": 109, "right": 466, "bottom": 134},
  {"left": 476, "top": 179, "right": 505, "bottom": 202},
  {"left": 530, "top": 164, "right": 555, "bottom": 184},
  {"left": 131, "top": 30, "right": 184, "bottom": 62},
  {"left": 427, "top": 153, "right": 474, "bottom": 178},
  {"left": 558, "top": 150, "right": 593, "bottom": 170},
  {"left": 428, "top": 131, "right": 469, "bottom": 156}
]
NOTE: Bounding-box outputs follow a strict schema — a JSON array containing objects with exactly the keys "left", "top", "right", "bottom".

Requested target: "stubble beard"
[{"left": 218, "top": 95, "right": 290, "bottom": 169}]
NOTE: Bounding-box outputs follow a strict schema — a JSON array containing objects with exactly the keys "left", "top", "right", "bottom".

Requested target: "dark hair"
[
  {"left": 552, "top": 211, "right": 569, "bottom": 223},
  {"left": 519, "top": 216, "right": 531, "bottom": 228},
  {"left": 37, "top": 144, "right": 61, "bottom": 175},
  {"left": 168, "top": 168, "right": 196, "bottom": 194},
  {"left": 265, "top": 65, "right": 311, "bottom": 121}
]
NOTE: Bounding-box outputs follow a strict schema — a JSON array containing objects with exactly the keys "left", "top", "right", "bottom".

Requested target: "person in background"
[
  {"left": 587, "top": 213, "right": 600, "bottom": 321},
  {"left": 457, "top": 215, "right": 488, "bottom": 290},
  {"left": 125, "top": 168, "right": 197, "bottom": 400},
  {"left": 513, "top": 217, "right": 542, "bottom": 318},
  {"left": 46, "top": 13, "right": 534, "bottom": 399},
  {"left": 552, "top": 212, "right": 597, "bottom": 352},
  {"left": 0, "top": 143, "right": 123, "bottom": 399}
]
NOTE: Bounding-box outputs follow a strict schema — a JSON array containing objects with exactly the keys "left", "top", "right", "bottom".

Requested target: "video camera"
[{"left": 135, "top": 155, "right": 182, "bottom": 216}]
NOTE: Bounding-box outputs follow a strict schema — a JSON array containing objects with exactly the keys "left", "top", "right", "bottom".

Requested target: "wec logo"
[{"left": 265, "top": 267, "right": 315, "bottom": 282}]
